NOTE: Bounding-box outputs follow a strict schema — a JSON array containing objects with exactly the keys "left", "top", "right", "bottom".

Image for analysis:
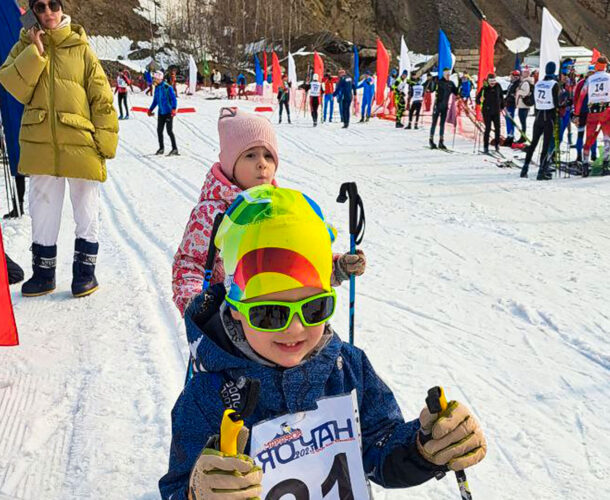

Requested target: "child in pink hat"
[{"left": 172, "top": 107, "right": 366, "bottom": 316}]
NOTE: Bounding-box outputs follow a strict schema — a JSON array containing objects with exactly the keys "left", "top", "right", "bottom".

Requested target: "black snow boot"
[
  {"left": 3, "top": 201, "right": 24, "bottom": 219},
  {"left": 359, "top": 117, "right": 365, "bottom": 123},
  {"left": 395, "top": 122, "right": 404, "bottom": 128},
  {"left": 438, "top": 139, "right": 447, "bottom": 150},
  {"left": 5, "top": 253, "right": 24, "bottom": 285},
  {"left": 483, "top": 146, "right": 490, "bottom": 154},
  {"left": 414, "top": 123, "right": 419, "bottom": 129},
  {"left": 406, "top": 123, "right": 412, "bottom": 129},
  {"left": 602, "top": 160, "right": 610, "bottom": 176},
  {"left": 167, "top": 148, "right": 180, "bottom": 156},
  {"left": 429, "top": 138, "right": 437, "bottom": 149},
  {"left": 365, "top": 116, "right": 370, "bottom": 122},
  {"left": 581, "top": 162, "right": 591, "bottom": 178},
  {"left": 537, "top": 168, "right": 553, "bottom": 181},
  {"left": 22, "top": 244, "right": 56, "bottom": 297},
  {"left": 155, "top": 148, "right": 164, "bottom": 155},
  {"left": 71, "top": 239, "right": 99, "bottom": 298},
  {"left": 520, "top": 163, "right": 529, "bottom": 178}
]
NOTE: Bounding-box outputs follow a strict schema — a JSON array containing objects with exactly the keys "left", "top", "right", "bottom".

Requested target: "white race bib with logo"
[
  {"left": 310, "top": 82, "right": 322, "bottom": 97},
  {"left": 251, "top": 391, "right": 370, "bottom": 500},
  {"left": 412, "top": 85, "right": 424, "bottom": 102},
  {"left": 535, "top": 80, "right": 556, "bottom": 110},
  {"left": 588, "top": 73, "right": 610, "bottom": 104}
]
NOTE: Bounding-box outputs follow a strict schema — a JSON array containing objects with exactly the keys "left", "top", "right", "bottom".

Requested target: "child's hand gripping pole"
[
  {"left": 337, "top": 182, "right": 365, "bottom": 345},
  {"left": 422, "top": 386, "right": 473, "bottom": 500}
]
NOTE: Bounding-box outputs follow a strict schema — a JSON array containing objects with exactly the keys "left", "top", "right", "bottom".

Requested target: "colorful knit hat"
[{"left": 215, "top": 185, "right": 336, "bottom": 302}]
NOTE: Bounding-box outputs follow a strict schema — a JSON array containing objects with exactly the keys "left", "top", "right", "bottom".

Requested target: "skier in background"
[
  {"left": 115, "top": 70, "right": 130, "bottom": 120},
  {"left": 392, "top": 70, "right": 409, "bottom": 128},
  {"left": 458, "top": 72, "right": 474, "bottom": 108},
  {"left": 573, "top": 66, "right": 598, "bottom": 166},
  {"left": 423, "top": 73, "right": 436, "bottom": 112},
  {"left": 333, "top": 68, "right": 354, "bottom": 128},
  {"left": 144, "top": 66, "right": 153, "bottom": 95},
  {"left": 577, "top": 56, "right": 610, "bottom": 176},
  {"left": 407, "top": 77, "right": 424, "bottom": 129},
  {"left": 476, "top": 73, "right": 504, "bottom": 154},
  {"left": 429, "top": 68, "right": 458, "bottom": 149},
  {"left": 148, "top": 71, "right": 179, "bottom": 156},
  {"left": 237, "top": 73, "right": 248, "bottom": 100},
  {"left": 322, "top": 72, "right": 336, "bottom": 123},
  {"left": 520, "top": 62, "right": 559, "bottom": 180},
  {"left": 356, "top": 70, "right": 375, "bottom": 122},
  {"left": 277, "top": 76, "right": 291, "bottom": 124},
  {"left": 515, "top": 66, "right": 534, "bottom": 143},
  {"left": 299, "top": 74, "right": 323, "bottom": 126},
  {"left": 503, "top": 70, "right": 521, "bottom": 146}
]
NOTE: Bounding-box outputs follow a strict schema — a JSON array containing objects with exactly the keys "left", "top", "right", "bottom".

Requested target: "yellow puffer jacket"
[{"left": 0, "top": 23, "right": 118, "bottom": 181}]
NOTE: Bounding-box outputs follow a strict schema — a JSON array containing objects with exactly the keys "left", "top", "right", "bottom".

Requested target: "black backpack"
[{"left": 522, "top": 81, "right": 535, "bottom": 107}]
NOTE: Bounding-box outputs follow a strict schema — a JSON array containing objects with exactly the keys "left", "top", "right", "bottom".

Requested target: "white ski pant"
[{"left": 29, "top": 175, "right": 100, "bottom": 247}]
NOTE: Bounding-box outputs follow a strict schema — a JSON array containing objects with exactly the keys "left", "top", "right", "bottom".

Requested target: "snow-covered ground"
[{"left": 1, "top": 90, "right": 609, "bottom": 499}]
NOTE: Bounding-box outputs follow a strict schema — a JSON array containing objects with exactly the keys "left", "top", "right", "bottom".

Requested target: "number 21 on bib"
[{"left": 251, "top": 390, "right": 370, "bottom": 500}]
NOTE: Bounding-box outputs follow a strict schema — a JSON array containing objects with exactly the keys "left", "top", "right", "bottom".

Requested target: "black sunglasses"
[{"left": 33, "top": 1, "right": 62, "bottom": 14}]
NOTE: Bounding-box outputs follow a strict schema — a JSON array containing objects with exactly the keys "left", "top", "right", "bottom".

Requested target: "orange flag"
[
  {"left": 476, "top": 20, "right": 499, "bottom": 121},
  {"left": 591, "top": 48, "right": 600, "bottom": 64},
  {"left": 0, "top": 226, "right": 18, "bottom": 346},
  {"left": 314, "top": 51, "right": 324, "bottom": 80},
  {"left": 376, "top": 39, "right": 389, "bottom": 107},
  {"left": 272, "top": 51, "right": 282, "bottom": 94}
]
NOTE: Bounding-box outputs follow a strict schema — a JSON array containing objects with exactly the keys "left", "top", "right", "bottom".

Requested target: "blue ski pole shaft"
[{"left": 348, "top": 234, "right": 356, "bottom": 345}]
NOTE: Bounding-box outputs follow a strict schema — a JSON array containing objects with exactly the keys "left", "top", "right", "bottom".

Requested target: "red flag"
[
  {"left": 0, "top": 226, "right": 18, "bottom": 346},
  {"left": 271, "top": 51, "right": 282, "bottom": 94},
  {"left": 446, "top": 94, "right": 458, "bottom": 126},
  {"left": 314, "top": 51, "right": 324, "bottom": 80},
  {"left": 376, "top": 39, "right": 389, "bottom": 107},
  {"left": 591, "top": 48, "right": 600, "bottom": 64},
  {"left": 263, "top": 52, "right": 268, "bottom": 81},
  {"left": 476, "top": 20, "right": 498, "bottom": 121}
]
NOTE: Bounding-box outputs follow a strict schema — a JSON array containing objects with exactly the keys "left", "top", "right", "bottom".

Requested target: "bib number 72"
[
  {"left": 265, "top": 453, "right": 355, "bottom": 500},
  {"left": 537, "top": 89, "right": 547, "bottom": 100}
]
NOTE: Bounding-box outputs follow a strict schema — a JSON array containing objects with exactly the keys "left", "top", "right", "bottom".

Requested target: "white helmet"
[{"left": 313, "top": 73, "right": 319, "bottom": 82}]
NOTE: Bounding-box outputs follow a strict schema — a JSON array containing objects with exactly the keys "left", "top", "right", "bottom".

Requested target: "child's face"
[
  {"left": 230, "top": 287, "right": 327, "bottom": 368},
  {"left": 233, "top": 146, "right": 277, "bottom": 190}
]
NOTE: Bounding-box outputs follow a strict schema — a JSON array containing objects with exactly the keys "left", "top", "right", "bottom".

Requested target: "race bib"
[
  {"left": 588, "top": 74, "right": 610, "bottom": 104},
  {"left": 412, "top": 85, "right": 424, "bottom": 101},
  {"left": 251, "top": 391, "right": 370, "bottom": 500},
  {"left": 535, "top": 80, "right": 556, "bottom": 110},
  {"left": 310, "top": 82, "right": 322, "bottom": 97}
]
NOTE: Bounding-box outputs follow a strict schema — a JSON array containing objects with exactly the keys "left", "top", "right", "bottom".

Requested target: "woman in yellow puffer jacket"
[{"left": 0, "top": 0, "right": 118, "bottom": 298}]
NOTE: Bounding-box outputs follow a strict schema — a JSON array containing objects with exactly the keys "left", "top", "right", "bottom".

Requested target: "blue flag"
[
  {"left": 438, "top": 29, "right": 452, "bottom": 75},
  {"left": 353, "top": 45, "right": 360, "bottom": 83},
  {"left": 254, "top": 55, "right": 264, "bottom": 85},
  {"left": 0, "top": 0, "right": 24, "bottom": 176}
]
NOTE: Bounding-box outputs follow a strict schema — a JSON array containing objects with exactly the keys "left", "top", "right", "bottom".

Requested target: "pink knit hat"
[{"left": 218, "top": 107, "right": 279, "bottom": 180}]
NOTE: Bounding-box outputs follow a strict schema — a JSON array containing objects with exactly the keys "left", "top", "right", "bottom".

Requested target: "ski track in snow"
[{"left": 2, "top": 91, "right": 610, "bottom": 499}]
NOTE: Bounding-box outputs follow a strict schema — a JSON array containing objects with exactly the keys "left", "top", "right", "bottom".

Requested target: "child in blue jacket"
[
  {"left": 159, "top": 185, "right": 487, "bottom": 500},
  {"left": 148, "top": 71, "right": 179, "bottom": 156}
]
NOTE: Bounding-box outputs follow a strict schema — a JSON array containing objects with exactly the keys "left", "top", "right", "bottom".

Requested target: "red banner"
[
  {"left": 314, "top": 51, "right": 324, "bottom": 80},
  {"left": 376, "top": 39, "right": 389, "bottom": 107},
  {"left": 476, "top": 20, "right": 499, "bottom": 121},
  {"left": 263, "top": 52, "right": 268, "bottom": 81},
  {"left": 591, "top": 48, "right": 600, "bottom": 64},
  {"left": 272, "top": 51, "right": 282, "bottom": 94},
  {"left": 0, "top": 226, "right": 18, "bottom": 346}
]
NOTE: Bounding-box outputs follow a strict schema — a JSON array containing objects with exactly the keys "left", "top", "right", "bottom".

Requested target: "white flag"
[
  {"left": 188, "top": 55, "right": 197, "bottom": 94},
  {"left": 539, "top": 8, "right": 562, "bottom": 75},
  {"left": 399, "top": 36, "right": 412, "bottom": 77},
  {"left": 288, "top": 52, "right": 298, "bottom": 85}
]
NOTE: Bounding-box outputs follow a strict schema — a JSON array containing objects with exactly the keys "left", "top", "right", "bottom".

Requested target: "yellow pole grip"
[
  {"left": 437, "top": 386, "right": 448, "bottom": 413},
  {"left": 220, "top": 409, "right": 244, "bottom": 455}
]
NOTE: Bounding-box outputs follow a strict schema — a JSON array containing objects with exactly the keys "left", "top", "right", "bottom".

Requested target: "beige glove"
[
  {"left": 189, "top": 427, "right": 262, "bottom": 500},
  {"left": 334, "top": 250, "right": 367, "bottom": 284},
  {"left": 417, "top": 400, "right": 487, "bottom": 471}
]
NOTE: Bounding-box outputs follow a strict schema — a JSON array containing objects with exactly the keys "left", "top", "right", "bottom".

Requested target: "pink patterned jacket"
[{"left": 172, "top": 163, "right": 343, "bottom": 316}]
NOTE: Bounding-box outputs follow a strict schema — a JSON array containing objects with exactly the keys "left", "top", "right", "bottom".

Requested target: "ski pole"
[
  {"left": 337, "top": 183, "right": 365, "bottom": 345},
  {"left": 184, "top": 212, "right": 225, "bottom": 385},
  {"left": 422, "top": 386, "right": 473, "bottom": 500}
]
